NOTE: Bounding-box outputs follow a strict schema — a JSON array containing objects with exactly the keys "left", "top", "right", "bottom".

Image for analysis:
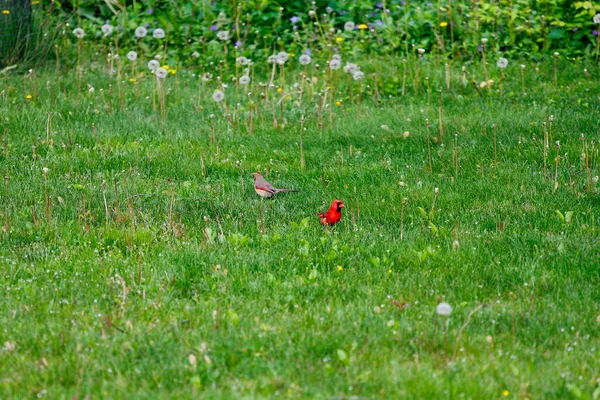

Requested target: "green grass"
[{"left": 1, "top": 60, "right": 600, "bottom": 399}]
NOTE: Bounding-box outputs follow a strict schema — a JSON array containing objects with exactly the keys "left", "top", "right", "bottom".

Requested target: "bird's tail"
[{"left": 275, "top": 188, "right": 299, "bottom": 193}]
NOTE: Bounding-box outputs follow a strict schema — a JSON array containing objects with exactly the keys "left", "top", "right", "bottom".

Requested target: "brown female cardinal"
[
  {"left": 318, "top": 200, "right": 345, "bottom": 226},
  {"left": 252, "top": 172, "right": 298, "bottom": 198}
]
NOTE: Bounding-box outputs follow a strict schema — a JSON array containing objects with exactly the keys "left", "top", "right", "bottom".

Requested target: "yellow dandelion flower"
[
  {"left": 502, "top": 390, "right": 509, "bottom": 397},
  {"left": 2, "top": 10, "right": 10, "bottom": 14},
  {"left": 276, "top": 87, "right": 283, "bottom": 94},
  {"left": 288, "top": 53, "right": 295, "bottom": 57},
  {"left": 388, "top": 269, "right": 392, "bottom": 274},
  {"left": 358, "top": 24, "right": 368, "bottom": 30},
  {"left": 129, "top": 78, "right": 136, "bottom": 83},
  {"left": 31, "top": 1, "right": 40, "bottom": 4},
  {"left": 335, "top": 101, "right": 341, "bottom": 106},
  {"left": 440, "top": 21, "right": 448, "bottom": 27},
  {"left": 335, "top": 37, "right": 344, "bottom": 43},
  {"left": 337, "top": 266, "right": 343, "bottom": 271},
  {"left": 26, "top": 94, "right": 32, "bottom": 99},
  {"left": 168, "top": 69, "right": 176, "bottom": 75},
  {"left": 161, "top": 65, "right": 170, "bottom": 70}
]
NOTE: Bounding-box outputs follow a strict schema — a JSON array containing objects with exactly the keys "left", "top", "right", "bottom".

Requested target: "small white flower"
[
  {"left": 276, "top": 51, "right": 289, "bottom": 65},
  {"left": 299, "top": 54, "right": 311, "bottom": 65},
  {"left": 192, "top": 51, "right": 200, "bottom": 58},
  {"left": 481, "top": 37, "right": 488, "bottom": 44},
  {"left": 127, "top": 51, "right": 138, "bottom": 61},
  {"left": 352, "top": 70, "right": 365, "bottom": 81},
  {"left": 135, "top": 26, "right": 147, "bottom": 38},
  {"left": 496, "top": 57, "right": 508, "bottom": 69},
  {"left": 593, "top": 14, "right": 600, "bottom": 24},
  {"left": 217, "top": 31, "right": 230, "bottom": 41},
  {"left": 236, "top": 56, "right": 249, "bottom": 66},
  {"left": 148, "top": 60, "right": 160, "bottom": 71},
  {"left": 101, "top": 24, "right": 113, "bottom": 37},
  {"left": 520, "top": 64, "right": 526, "bottom": 69},
  {"left": 153, "top": 28, "right": 165, "bottom": 39},
  {"left": 73, "top": 28, "right": 85, "bottom": 39},
  {"left": 239, "top": 75, "right": 251, "bottom": 85},
  {"left": 417, "top": 48, "right": 425, "bottom": 55},
  {"left": 308, "top": 10, "right": 316, "bottom": 17},
  {"left": 42, "top": 167, "right": 49, "bottom": 175},
  {"left": 554, "top": 52, "right": 559, "bottom": 57},
  {"left": 212, "top": 90, "right": 225, "bottom": 102},
  {"left": 329, "top": 59, "right": 341, "bottom": 70},
  {"left": 155, "top": 67, "right": 168, "bottom": 79},
  {"left": 88, "top": 84, "right": 95, "bottom": 93},
  {"left": 344, "top": 21, "right": 355, "bottom": 31},
  {"left": 202, "top": 72, "right": 213, "bottom": 82},
  {"left": 436, "top": 302, "right": 452, "bottom": 316},
  {"left": 343, "top": 62, "right": 358, "bottom": 74}
]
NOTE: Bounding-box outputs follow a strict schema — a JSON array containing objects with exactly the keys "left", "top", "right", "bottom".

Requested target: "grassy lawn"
[{"left": 0, "top": 60, "right": 599, "bottom": 399}]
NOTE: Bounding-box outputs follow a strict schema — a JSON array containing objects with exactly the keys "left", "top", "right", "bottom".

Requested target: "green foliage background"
[{"left": 37, "top": 0, "right": 600, "bottom": 67}]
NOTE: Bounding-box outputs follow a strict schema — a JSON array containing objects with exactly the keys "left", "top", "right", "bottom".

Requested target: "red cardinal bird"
[
  {"left": 252, "top": 172, "right": 298, "bottom": 198},
  {"left": 318, "top": 200, "right": 345, "bottom": 226}
]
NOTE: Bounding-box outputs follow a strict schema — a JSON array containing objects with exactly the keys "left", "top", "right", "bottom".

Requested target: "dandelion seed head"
[
  {"left": 299, "top": 54, "right": 311, "bottom": 65},
  {"left": 212, "top": 90, "right": 225, "bottom": 102},
  {"left": 126, "top": 51, "right": 138, "bottom": 61},
  {"left": 593, "top": 14, "right": 600, "bottom": 24},
  {"left": 276, "top": 51, "right": 289, "bottom": 65},
  {"left": 352, "top": 70, "right": 365, "bottom": 81},
  {"left": 217, "top": 31, "right": 230, "bottom": 41},
  {"left": 436, "top": 302, "right": 452, "bottom": 316},
  {"left": 73, "top": 28, "right": 85, "bottom": 39},
  {"left": 239, "top": 75, "right": 251, "bottom": 85},
  {"left": 135, "top": 26, "right": 147, "bottom": 38},
  {"left": 236, "top": 56, "right": 249, "bottom": 66},
  {"left": 153, "top": 28, "right": 165, "bottom": 39},
  {"left": 496, "top": 57, "right": 508, "bottom": 69},
  {"left": 417, "top": 48, "right": 425, "bottom": 55},
  {"left": 155, "top": 67, "right": 168, "bottom": 79},
  {"left": 148, "top": 60, "right": 160, "bottom": 71},
  {"left": 101, "top": 24, "right": 113, "bottom": 36},
  {"left": 344, "top": 21, "right": 356, "bottom": 31},
  {"left": 344, "top": 62, "right": 358, "bottom": 74},
  {"left": 329, "top": 59, "right": 341, "bottom": 70},
  {"left": 481, "top": 37, "right": 488, "bottom": 44}
]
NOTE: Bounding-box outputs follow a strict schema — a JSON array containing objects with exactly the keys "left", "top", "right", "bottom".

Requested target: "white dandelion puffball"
[
  {"left": 155, "top": 67, "right": 168, "bottom": 79},
  {"left": 417, "top": 48, "right": 425, "bottom": 55},
  {"left": 73, "top": 28, "right": 85, "bottom": 39},
  {"left": 148, "top": 60, "right": 160, "bottom": 71},
  {"left": 153, "top": 28, "right": 166, "bottom": 39},
  {"left": 343, "top": 62, "right": 358, "bottom": 74},
  {"left": 217, "top": 30, "right": 230, "bottom": 41},
  {"left": 236, "top": 56, "right": 249, "bottom": 66},
  {"left": 496, "top": 57, "right": 508, "bottom": 69},
  {"left": 268, "top": 55, "right": 277, "bottom": 64},
  {"left": 101, "top": 24, "right": 113, "bottom": 37},
  {"left": 344, "top": 21, "right": 355, "bottom": 31},
  {"left": 127, "top": 51, "right": 138, "bottom": 61},
  {"left": 554, "top": 52, "right": 559, "bottom": 57},
  {"left": 352, "top": 70, "right": 365, "bottom": 81},
  {"left": 481, "top": 37, "right": 488, "bottom": 44},
  {"left": 212, "top": 90, "right": 225, "bottom": 102},
  {"left": 239, "top": 75, "right": 251, "bottom": 85},
  {"left": 299, "top": 54, "right": 311, "bottom": 65},
  {"left": 594, "top": 14, "right": 600, "bottom": 24},
  {"left": 192, "top": 51, "right": 200, "bottom": 58},
  {"left": 436, "top": 302, "right": 453, "bottom": 316},
  {"left": 332, "top": 54, "right": 342, "bottom": 62},
  {"left": 135, "top": 26, "right": 148, "bottom": 38},
  {"left": 329, "top": 59, "right": 341, "bottom": 70},
  {"left": 276, "top": 51, "right": 289, "bottom": 65}
]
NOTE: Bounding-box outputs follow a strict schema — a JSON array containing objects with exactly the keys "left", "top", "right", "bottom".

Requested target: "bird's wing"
[{"left": 255, "top": 176, "right": 277, "bottom": 193}]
